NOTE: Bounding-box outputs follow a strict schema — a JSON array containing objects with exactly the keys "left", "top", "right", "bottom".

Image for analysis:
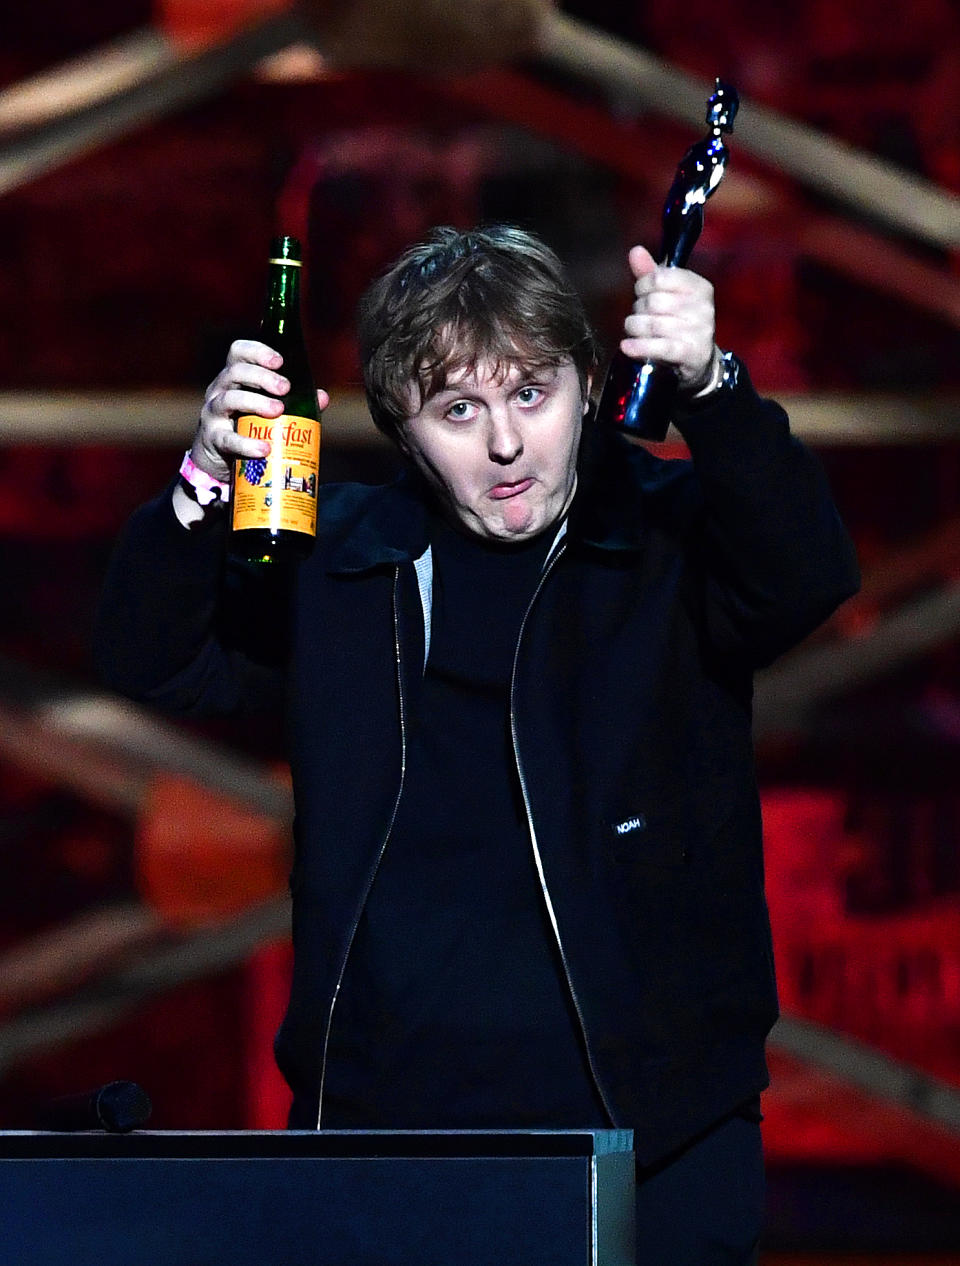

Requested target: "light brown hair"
[{"left": 357, "top": 225, "right": 599, "bottom": 441}]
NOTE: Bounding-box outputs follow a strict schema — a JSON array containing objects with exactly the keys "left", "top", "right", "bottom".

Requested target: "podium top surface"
[{"left": 0, "top": 1128, "right": 634, "bottom": 1161}]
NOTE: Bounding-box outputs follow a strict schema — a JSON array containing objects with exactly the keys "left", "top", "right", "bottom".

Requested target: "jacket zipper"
[
  {"left": 509, "top": 541, "right": 619, "bottom": 1126},
  {"left": 316, "top": 566, "right": 407, "bottom": 1127}
]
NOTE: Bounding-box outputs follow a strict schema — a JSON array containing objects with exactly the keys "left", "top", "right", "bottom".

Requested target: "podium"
[{"left": 0, "top": 1129, "right": 635, "bottom": 1265}]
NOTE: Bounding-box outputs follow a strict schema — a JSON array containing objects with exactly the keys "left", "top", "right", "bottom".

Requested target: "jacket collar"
[
  {"left": 326, "top": 467, "right": 432, "bottom": 573},
  {"left": 569, "top": 426, "right": 646, "bottom": 551},
  {"left": 567, "top": 423, "right": 680, "bottom": 552}
]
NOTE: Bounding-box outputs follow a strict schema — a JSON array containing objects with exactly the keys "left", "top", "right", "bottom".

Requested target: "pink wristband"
[{"left": 179, "top": 451, "right": 230, "bottom": 506}]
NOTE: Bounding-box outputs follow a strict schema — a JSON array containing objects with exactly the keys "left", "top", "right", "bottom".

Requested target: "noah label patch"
[{"left": 613, "top": 815, "right": 647, "bottom": 837}]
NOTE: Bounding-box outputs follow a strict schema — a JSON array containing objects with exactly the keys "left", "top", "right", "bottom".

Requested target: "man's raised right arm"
[{"left": 93, "top": 341, "right": 328, "bottom": 714}]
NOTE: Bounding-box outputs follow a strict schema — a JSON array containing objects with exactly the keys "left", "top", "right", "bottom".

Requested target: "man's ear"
[{"left": 583, "top": 373, "right": 594, "bottom": 414}]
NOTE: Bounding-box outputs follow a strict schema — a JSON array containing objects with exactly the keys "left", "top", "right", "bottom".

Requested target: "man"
[{"left": 96, "top": 225, "right": 859, "bottom": 1263}]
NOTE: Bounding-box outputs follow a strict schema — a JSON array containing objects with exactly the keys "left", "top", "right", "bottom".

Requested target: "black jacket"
[{"left": 95, "top": 365, "right": 859, "bottom": 1163}]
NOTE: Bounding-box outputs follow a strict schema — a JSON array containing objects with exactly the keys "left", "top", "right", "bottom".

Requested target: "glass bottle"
[{"left": 230, "top": 235, "right": 322, "bottom": 563}]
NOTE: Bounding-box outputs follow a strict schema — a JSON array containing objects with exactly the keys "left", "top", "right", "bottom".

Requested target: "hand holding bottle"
[
  {"left": 620, "top": 246, "right": 718, "bottom": 396},
  {"left": 174, "top": 236, "right": 326, "bottom": 555},
  {"left": 191, "top": 340, "right": 329, "bottom": 484},
  {"left": 173, "top": 340, "right": 328, "bottom": 532}
]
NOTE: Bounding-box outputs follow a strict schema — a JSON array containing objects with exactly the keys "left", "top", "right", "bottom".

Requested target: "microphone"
[{"left": 36, "top": 1080, "right": 152, "bottom": 1133}]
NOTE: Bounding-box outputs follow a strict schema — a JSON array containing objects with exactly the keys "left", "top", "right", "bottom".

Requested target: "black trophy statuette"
[{"left": 596, "top": 79, "right": 739, "bottom": 441}]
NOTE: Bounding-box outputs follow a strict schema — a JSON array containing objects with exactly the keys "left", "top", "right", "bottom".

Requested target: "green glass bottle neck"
[{"left": 262, "top": 262, "right": 302, "bottom": 339}]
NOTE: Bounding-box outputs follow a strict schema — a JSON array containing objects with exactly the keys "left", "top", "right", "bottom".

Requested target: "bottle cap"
[{"left": 268, "top": 235, "right": 302, "bottom": 265}]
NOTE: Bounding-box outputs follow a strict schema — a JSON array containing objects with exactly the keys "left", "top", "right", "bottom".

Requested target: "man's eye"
[
  {"left": 516, "top": 386, "right": 544, "bottom": 406},
  {"left": 446, "top": 400, "right": 475, "bottom": 420}
]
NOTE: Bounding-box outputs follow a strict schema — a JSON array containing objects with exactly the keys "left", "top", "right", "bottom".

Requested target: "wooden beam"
[
  {"left": 0, "top": 899, "right": 290, "bottom": 1076},
  {"left": 0, "top": 390, "right": 386, "bottom": 447},
  {"left": 770, "top": 1013, "right": 960, "bottom": 1136},
  {"left": 0, "top": 658, "right": 293, "bottom": 821},
  {"left": 754, "top": 582, "right": 960, "bottom": 739},
  {"left": 0, "top": 390, "right": 956, "bottom": 446},
  {"left": 538, "top": 13, "right": 960, "bottom": 251},
  {"left": 433, "top": 66, "right": 960, "bottom": 330},
  {"left": 0, "top": 13, "right": 308, "bottom": 197},
  {"left": 1, "top": 13, "right": 957, "bottom": 255}
]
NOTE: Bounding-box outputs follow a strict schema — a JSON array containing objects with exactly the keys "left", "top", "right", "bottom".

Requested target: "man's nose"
[{"left": 487, "top": 410, "right": 523, "bottom": 464}]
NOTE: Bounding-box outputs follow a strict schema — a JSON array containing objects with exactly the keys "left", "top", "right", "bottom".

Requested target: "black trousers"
[{"left": 634, "top": 1111, "right": 764, "bottom": 1265}]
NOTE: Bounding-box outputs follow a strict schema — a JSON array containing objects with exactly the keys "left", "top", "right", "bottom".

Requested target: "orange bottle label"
[{"left": 232, "top": 413, "right": 321, "bottom": 535}]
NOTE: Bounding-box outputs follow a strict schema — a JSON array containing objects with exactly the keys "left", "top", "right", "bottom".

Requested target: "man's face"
[{"left": 398, "top": 358, "right": 589, "bottom": 542}]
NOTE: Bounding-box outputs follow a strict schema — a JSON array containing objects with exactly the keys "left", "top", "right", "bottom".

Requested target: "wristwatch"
[{"left": 687, "top": 348, "right": 740, "bottom": 403}]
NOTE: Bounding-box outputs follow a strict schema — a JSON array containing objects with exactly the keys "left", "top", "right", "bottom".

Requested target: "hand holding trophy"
[{"left": 596, "top": 79, "right": 739, "bottom": 441}]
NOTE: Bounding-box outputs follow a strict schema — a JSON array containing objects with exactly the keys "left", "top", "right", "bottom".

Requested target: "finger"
[
  {"left": 215, "top": 362, "right": 290, "bottom": 398},
  {"left": 621, "top": 317, "right": 714, "bottom": 370},
  {"left": 619, "top": 339, "right": 716, "bottom": 389},
  {"left": 204, "top": 426, "right": 271, "bottom": 462},
  {"left": 225, "top": 338, "right": 285, "bottom": 369},
  {"left": 630, "top": 304, "right": 715, "bottom": 347},
  {"left": 628, "top": 244, "right": 658, "bottom": 281},
  {"left": 619, "top": 333, "right": 690, "bottom": 366},
  {"left": 188, "top": 426, "right": 269, "bottom": 483},
  {"left": 204, "top": 388, "right": 286, "bottom": 423},
  {"left": 317, "top": 388, "right": 330, "bottom": 412},
  {"left": 635, "top": 268, "right": 714, "bottom": 301},
  {"left": 196, "top": 420, "right": 271, "bottom": 464},
  {"left": 624, "top": 311, "right": 713, "bottom": 344},
  {"left": 633, "top": 288, "right": 694, "bottom": 317},
  {"left": 203, "top": 365, "right": 289, "bottom": 421}
]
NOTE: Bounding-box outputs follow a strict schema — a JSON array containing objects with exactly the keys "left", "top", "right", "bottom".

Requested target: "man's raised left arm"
[{"left": 619, "top": 244, "right": 860, "bottom": 667}]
